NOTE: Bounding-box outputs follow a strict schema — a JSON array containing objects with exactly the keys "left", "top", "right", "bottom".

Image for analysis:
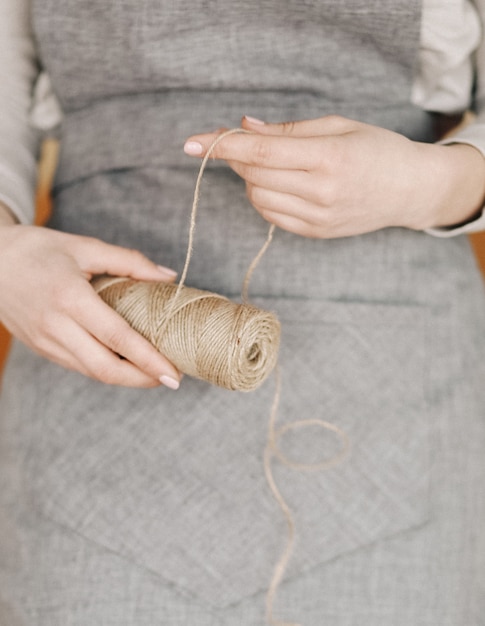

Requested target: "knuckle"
[
  {"left": 318, "top": 180, "right": 338, "bottom": 206},
  {"left": 281, "top": 120, "right": 296, "bottom": 136},
  {"left": 252, "top": 138, "right": 272, "bottom": 166},
  {"left": 104, "top": 327, "right": 129, "bottom": 352}
]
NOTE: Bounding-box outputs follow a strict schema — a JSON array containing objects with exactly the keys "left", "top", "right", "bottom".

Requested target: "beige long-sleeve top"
[{"left": 1, "top": 0, "right": 485, "bottom": 237}]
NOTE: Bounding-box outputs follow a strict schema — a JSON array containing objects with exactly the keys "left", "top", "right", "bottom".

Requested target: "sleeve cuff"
[{"left": 425, "top": 208, "right": 485, "bottom": 237}]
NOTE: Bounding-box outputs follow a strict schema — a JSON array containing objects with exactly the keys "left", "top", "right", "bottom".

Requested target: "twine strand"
[
  {"left": 160, "top": 128, "right": 254, "bottom": 333},
  {"left": 242, "top": 223, "right": 275, "bottom": 303}
]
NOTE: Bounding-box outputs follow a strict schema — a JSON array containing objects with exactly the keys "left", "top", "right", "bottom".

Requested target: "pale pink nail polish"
[
  {"left": 160, "top": 375, "right": 180, "bottom": 390},
  {"left": 184, "top": 141, "right": 203, "bottom": 155}
]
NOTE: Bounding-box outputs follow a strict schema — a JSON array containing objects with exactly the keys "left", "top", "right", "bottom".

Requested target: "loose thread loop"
[
  {"left": 263, "top": 367, "right": 299, "bottom": 626},
  {"left": 263, "top": 368, "right": 350, "bottom": 626}
]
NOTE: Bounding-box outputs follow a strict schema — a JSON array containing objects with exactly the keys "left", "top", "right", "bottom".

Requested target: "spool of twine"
[{"left": 93, "top": 276, "right": 280, "bottom": 391}]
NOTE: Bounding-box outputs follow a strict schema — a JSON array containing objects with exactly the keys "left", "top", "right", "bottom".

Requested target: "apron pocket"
[{"left": 30, "top": 297, "right": 430, "bottom": 609}]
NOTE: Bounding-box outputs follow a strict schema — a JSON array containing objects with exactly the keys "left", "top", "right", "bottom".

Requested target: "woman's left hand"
[{"left": 184, "top": 115, "right": 485, "bottom": 239}]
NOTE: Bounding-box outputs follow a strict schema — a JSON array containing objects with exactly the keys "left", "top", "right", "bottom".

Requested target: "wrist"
[{"left": 421, "top": 143, "right": 485, "bottom": 231}]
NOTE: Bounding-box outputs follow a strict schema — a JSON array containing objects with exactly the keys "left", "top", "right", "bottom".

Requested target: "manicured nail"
[
  {"left": 184, "top": 141, "right": 204, "bottom": 156},
  {"left": 244, "top": 115, "right": 265, "bottom": 125},
  {"left": 157, "top": 265, "right": 178, "bottom": 278},
  {"left": 160, "top": 375, "right": 180, "bottom": 390}
]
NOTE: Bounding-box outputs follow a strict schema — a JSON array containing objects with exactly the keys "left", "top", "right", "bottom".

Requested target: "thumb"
[
  {"left": 241, "top": 114, "right": 355, "bottom": 137},
  {"left": 72, "top": 237, "right": 178, "bottom": 282}
]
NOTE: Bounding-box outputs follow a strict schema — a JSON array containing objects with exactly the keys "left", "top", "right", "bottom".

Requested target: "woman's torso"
[{"left": 1, "top": 2, "right": 485, "bottom": 620}]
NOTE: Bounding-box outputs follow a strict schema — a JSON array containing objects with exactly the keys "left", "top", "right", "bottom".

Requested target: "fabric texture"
[{"left": 1, "top": 1, "right": 485, "bottom": 624}]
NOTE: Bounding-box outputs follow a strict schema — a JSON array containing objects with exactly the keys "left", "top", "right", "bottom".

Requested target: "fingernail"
[
  {"left": 160, "top": 375, "right": 180, "bottom": 390},
  {"left": 157, "top": 265, "right": 178, "bottom": 278},
  {"left": 244, "top": 115, "right": 265, "bottom": 126},
  {"left": 184, "top": 141, "right": 204, "bottom": 156}
]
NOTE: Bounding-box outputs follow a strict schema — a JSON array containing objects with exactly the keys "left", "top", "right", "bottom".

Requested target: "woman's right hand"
[{"left": 0, "top": 209, "right": 182, "bottom": 389}]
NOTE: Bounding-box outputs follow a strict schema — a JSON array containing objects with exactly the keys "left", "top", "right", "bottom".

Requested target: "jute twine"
[
  {"left": 93, "top": 277, "right": 280, "bottom": 391},
  {"left": 92, "top": 128, "right": 350, "bottom": 626}
]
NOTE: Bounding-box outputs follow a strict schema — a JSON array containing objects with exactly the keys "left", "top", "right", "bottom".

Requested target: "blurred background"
[{"left": 2, "top": 138, "right": 485, "bottom": 376}]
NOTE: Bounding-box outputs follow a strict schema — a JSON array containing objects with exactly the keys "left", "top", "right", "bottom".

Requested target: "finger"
[
  {"left": 50, "top": 318, "right": 165, "bottom": 387},
  {"left": 229, "top": 160, "right": 331, "bottom": 208},
  {"left": 78, "top": 338, "right": 164, "bottom": 388},
  {"left": 184, "top": 131, "right": 324, "bottom": 171},
  {"left": 69, "top": 284, "right": 182, "bottom": 387},
  {"left": 259, "top": 209, "right": 324, "bottom": 239},
  {"left": 83, "top": 299, "right": 181, "bottom": 386},
  {"left": 69, "top": 237, "right": 178, "bottom": 282},
  {"left": 246, "top": 184, "right": 328, "bottom": 227},
  {"left": 22, "top": 315, "right": 157, "bottom": 387},
  {"left": 227, "top": 160, "right": 312, "bottom": 197},
  {"left": 26, "top": 329, "right": 94, "bottom": 378},
  {"left": 241, "top": 114, "right": 360, "bottom": 137}
]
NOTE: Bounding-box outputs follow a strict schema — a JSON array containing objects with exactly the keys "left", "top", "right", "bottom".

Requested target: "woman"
[{"left": 1, "top": 1, "right": 485, "bottom": 624}]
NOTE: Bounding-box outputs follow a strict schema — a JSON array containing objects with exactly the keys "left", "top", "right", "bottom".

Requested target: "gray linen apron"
[{"left": 1, "top": 1, "right": 485, "bottom": 624}]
